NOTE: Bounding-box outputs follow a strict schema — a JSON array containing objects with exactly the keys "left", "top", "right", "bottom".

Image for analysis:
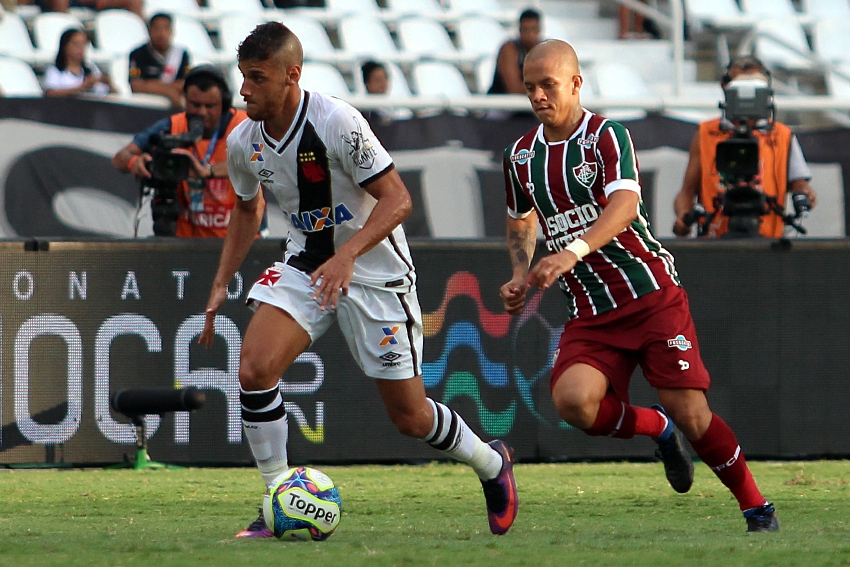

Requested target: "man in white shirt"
[{"left": 198, "top": 22, "right": 519, "bottom": 539}]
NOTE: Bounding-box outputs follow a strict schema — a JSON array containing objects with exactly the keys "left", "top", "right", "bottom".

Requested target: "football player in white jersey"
[{"left": 198, "top": 22, "right": 518, "bottom": 538}]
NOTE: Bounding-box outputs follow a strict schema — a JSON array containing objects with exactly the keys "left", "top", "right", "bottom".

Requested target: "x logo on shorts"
[{"left": 380, "top": 326, "right": 400, "bottom": 346}]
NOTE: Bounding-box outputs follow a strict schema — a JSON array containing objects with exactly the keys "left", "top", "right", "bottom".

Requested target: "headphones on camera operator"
[{"left": 143, "top": 65, "right": 235, "bottom": 237}]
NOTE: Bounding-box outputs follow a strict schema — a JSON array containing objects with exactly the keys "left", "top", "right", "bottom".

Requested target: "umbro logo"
[
  {"left": 258, "top": 169, "right": 274, "bottom": 178},
  {"left": 379, "top": 351, "right": 402, "bottom": 367}
]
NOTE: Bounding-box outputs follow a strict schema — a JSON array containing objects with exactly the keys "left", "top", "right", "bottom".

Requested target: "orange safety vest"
[
  {"left": 170, "top": 109, "right": 248, "bottom": 237},
  {"left": 698, "top": 118, "right": 792, "bottom": 238}
]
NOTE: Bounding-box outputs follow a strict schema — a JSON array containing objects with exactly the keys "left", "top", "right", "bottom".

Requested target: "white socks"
[
  {"left": 240, "top": 384, "right": 290, "bottom": 488},
  {"left": 424, "top": 398, "right": 503, "bottom": 480}
]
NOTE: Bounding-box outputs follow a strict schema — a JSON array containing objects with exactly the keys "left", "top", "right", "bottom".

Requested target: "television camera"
[
  {"left": 682, "top": 76, "right": 809, "bottom": 237},
  {"left": 144, "top": 114, "right": 204, "bottom": 236}
]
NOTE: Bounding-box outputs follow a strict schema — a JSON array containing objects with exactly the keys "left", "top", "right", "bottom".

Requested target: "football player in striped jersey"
[
  {"left": 199, "top": 22, "right": 517, "bottom": 538},
  {"left": 500, "top": 39, "right": 777, "bottom": 532}
]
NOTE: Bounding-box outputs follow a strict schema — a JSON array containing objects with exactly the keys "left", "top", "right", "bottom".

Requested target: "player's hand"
[
  {"left": 171, "top": 148, "right": 207, "bottom": 178},
  {"left": 527, "top": 249, "right": 578, "bottom": 290},
  {"left": 198, "top": 283, "right": 228, "bottom": 348},
  {"left": 310, "top": 252, "right": 356, "bottom": 311},
  {"left": 500, "top": 277, "right": 528, "bottom": 316},
  {"left": 130, "top": 153, "right": 153, "bottom": 179}
]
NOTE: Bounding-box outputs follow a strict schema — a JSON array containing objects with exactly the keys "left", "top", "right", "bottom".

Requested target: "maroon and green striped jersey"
[{"left": 503, "top": 110, "right": 680, "bottom": 319}]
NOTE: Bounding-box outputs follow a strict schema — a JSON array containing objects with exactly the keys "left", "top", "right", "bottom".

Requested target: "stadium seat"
[
  {"left": 750, "top": 18, "right": 816, "bottom": 70},
  {"left": 384, "top": 0, "right": 445, "bottom": 19},
  {"left": 94, "top": 10, "right": 148, "bottom": 59},
  {"left": 739, "top": 0, "right": 799, "bottom": 18},
  {"left": 0, "top": 56, "right": 43, "bottom": 96},
  {"left": 206, "top": 0, "right": 265, "bottom": 15},
  {"left": 683, "top": 0, "right": 753, "bottom": 29},
  {"left": 474, "top": 55, "right": 495, "bottom": 93},
  {"left": 323, "top": 0, "right": 381, "bottom": 18},
  {"left": 545, "top": 16, "right": 619, "bottom": 41},
  {"left": 396, "top": 17, "right": 472, "bottom": 65},
  {"left": 802, "top": 0, "right": 850, "bottom": 17},
  {"left": 826, "top": 65, "right": 850, "bottom": 97},
  {"left": 0, "top": 11, "right": 50, "bottom": 67},
  {"left": 299, "top": 61, "right": 351, "bottom": 98},
  {"left": 338, "top": 15, "right": 412, "bottom": 63},
  {"left": 813, "top": 19, "right": 850, "bottom": 65},
  {"left": 591, "top": 61, "right": 657, "bottom": 120},
  {"left": 143, "top": 0, "right": 207, "bottom": 19},
  {"left": 32, "top": 12, "right": 86, "bottom": 62},
  {"left": 456, "top": 15, "right": 507, "bottom": 60},
  {"left": 218, "top": 14, "right": 264, "bottom": 61},
  {"left": 411, "top": 60, "right": 471, "bottom": 98},
  {"left": 172, "top": 14, "right": 226, "bottom": 66},
  {"left": 281, "top": 14, "right": 339, "bottom": 64},
  {"left": 446, "top": 0, "right": 503, "bottom": 17}
]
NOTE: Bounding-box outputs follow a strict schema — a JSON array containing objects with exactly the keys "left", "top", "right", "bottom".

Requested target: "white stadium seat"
[
  {"left": 206, "top": 0, "right": 264, "bottom": 15},
  {"left": 447, "top": 0, "right": 503, "bottom": 17},
  {"left": 218, "top": 15, "right": 264, "bottom": 60},
  {"left": 299, "top": 61, "right": 351, "bottom": 98},
  {"left": 411, "top": 60, "right": 471, "bottom": 97},
  {"left": 474, "top": 55, "right": 495, "bottom": 93},
  {"left": 0, "top": 56, "right": 43, "bottom": 96},
  {"left": 751, "top": 18, "right": 815, "bottom": 70},
  {"left": 684, "top": 0, "right": 752, "bottom": 28},
  {"left": 802, "top": 0, "right": 850, "bottom": 17},
  {"left": 384, "top": 0, "right": 445, "bottom": 19},
  {"left": 396, "top": 17, "right": 468, "bottom": 63},
  {"left": 739, "top": 0, "right": 799, "bottom": 18},
  {"left": 0, "top": 11, "right": 49, "bottom": 66},
  {"left": 143, "top": 0, "right": 207, "bottom": 19},
  {"left": 353, "top": 59, "right": 412, "bottom": 99},
  {"left": 281, "top": 15, "right": 339, "bottom": 64},
  {"left": 95, "top": 10, "right": 148, "bottom": 58},
  {"left": 172, "top": 14, "right": 226, "bottom": 66},
  {"left": 592, "top": 61, "right": 656, "bottom": 120},
  {"left": 338, "top": 15, "right": 411, "bottom": 63},
  {"left": 324, "top": 0, "right": 381, "bottom": 18},
  {"left": 813, "top": 19, "right": 850, "bottom": 65},
  {"left": 456, "top": 15, "right": 507, "bottom": 60}
]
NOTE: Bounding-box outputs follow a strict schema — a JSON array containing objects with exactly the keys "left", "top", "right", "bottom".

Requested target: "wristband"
[
  {"left": 127, "top": 154, "right": 139, "bottom": 172},
  {"left": 565, "top": 238, "right": 590, "bottom": 260}
]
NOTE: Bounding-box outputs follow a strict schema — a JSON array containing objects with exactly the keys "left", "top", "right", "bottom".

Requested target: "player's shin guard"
[
  {"left": 690, "top": 413, "right": 766, "bottom": 511},
  {"left": 584, "top": 393, "right": 667, "bottom": 439},
  {"left": 241, "top": 384, "right": 290, "bottom": 488},
  {"left": 423, "top": 398, "right": 502, "bottom": 480}
]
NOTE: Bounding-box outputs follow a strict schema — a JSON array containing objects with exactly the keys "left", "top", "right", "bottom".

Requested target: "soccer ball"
[{"left": 264, "top": 466, "right": 343, "bottom": 541}]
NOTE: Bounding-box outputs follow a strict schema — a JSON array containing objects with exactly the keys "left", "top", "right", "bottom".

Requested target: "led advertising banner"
[{"left": 2, "top": 239, "right": 850, "bottom": 466}]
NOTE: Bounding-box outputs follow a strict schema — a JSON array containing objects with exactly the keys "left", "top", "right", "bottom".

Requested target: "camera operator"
[
  {"left": 112, "top": 65, "right": 249, "bottom": 237},
  {"left": 673, "top": 56, "right": 817, "bottom": 238}
]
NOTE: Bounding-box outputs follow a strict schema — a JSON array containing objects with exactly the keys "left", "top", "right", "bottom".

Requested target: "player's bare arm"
[
  {"left": 199, "top": 190, "right": 266, "bottom": 347},
  {"left": 673, "top": 133, "right": 702, "bottom": 236},
  {"left": 527, "top": 189, "right": 640, "bottom": 290},
  {"left": 497, "top": 42, "right": 524, "bottom": 94},
  {"left": 500, "top": 212, "right": 538, "bottom": 315},
  {"left": 310, "top": 168, "right": 412, "bottom": 311}
]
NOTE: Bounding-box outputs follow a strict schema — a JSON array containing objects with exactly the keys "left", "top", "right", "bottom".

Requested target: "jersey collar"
[
  {"left": 535, "top": 108, "right": 591, "bottom": 145},
  {"left": 260, "top": 89, "right": 310, "bottom": 154}
]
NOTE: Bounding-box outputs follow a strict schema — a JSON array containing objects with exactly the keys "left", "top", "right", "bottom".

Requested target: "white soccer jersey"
[{"left": 228, "top": 90, "right": 416, "bottom": 291}]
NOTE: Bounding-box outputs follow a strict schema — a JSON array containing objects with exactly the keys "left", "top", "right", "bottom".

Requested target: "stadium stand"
[
  {"left": 411, "top": 60, "right": 472, "bottom": 98},
  {"left": 143, "top": 0, "right": 208, "bottom": 20},
  {"left": 32, "top": 11, "right": 86, "bottom": 63},
  {"left": 94, "top": 9, "right": 148, "bottom": 59},
  {"left": 384, "top": 0, "right": 446, "bottom": 20},
  {"left": 813, "top": 18, "right": 850, "bottom": 67},
  {"left": 280, "top": 13, "right": 341, "bottom": 64},
  {"left": 171, "top": 13, "right": 226, "bottom": 65},
  {"left": 747, "top": 18, "right": 816, "bottom": 71},
  {"left": 455, "top": 14, "right": 508, "bottom": 60},
  {"left": 337, "top": 14, "right": 413, "bottom": 64},
  {"left": 396, "top": 16, "right": 475, "bottom": 66},
  {"left": 0, "top": 55, "right": 43, "bottom": 95},
  {"left": 802, "top": 0, "right": 850, "bottom": 17}
]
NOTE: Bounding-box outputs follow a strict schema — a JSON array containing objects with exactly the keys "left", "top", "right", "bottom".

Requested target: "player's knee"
[
  {"left": 238, "top": 359, "right": 277, "bottom": 391},
  {"left": 553, "top": 391, "right": 598, "bottom": 429}
]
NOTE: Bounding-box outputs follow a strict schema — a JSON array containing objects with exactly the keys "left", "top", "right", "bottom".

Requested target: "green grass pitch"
[{"left": 1, "top": 460, "right": 848, "bottom": 567}]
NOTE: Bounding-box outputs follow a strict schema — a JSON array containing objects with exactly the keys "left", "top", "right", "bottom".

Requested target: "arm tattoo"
[{"left": 508, "top": 224, "right": 535, "bottom": 270}]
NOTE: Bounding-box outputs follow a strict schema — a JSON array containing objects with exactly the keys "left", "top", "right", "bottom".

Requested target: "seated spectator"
[
  {"left": 488, "top": 9, "right": 542, "bottom": 95},
  {"left": 129, "top": 13, "right": 191, "bottom": 109},
  {"left": 28, "top": 0, "right": 144, "bottom": 18},
  {"left": 359, "top": 60, "right": 413, "bottom": 124},
  {"left": 362, "top": 60, "right": 389, "bottom": 94},
  {"left": 43, "top": 28, "right": 113, "bottom": 97}
]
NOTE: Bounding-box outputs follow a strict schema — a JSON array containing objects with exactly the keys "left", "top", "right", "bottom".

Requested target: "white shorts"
[{"left": 246, "top": 262, "right": 423, "bottom": 380}]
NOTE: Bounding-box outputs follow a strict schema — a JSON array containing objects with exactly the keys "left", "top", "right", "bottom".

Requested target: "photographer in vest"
[
  {"left": 673, "top": 56, "right": 817, "bottom": 238},
  {"left": 112, "top": 65, "right": 249, "bottom": 237}
]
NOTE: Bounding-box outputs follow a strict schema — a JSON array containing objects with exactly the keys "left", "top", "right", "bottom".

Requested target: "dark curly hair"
[
  {"left": 55, "top": 28, "right": 92, "bottom": 76},
  {"left": 237, "top": 22, "right": 303, "bottom": 65}
]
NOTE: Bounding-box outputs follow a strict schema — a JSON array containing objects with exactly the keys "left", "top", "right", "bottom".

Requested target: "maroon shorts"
[{"left": 550, "top": 285, "right": 711, "bottom": 403}]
